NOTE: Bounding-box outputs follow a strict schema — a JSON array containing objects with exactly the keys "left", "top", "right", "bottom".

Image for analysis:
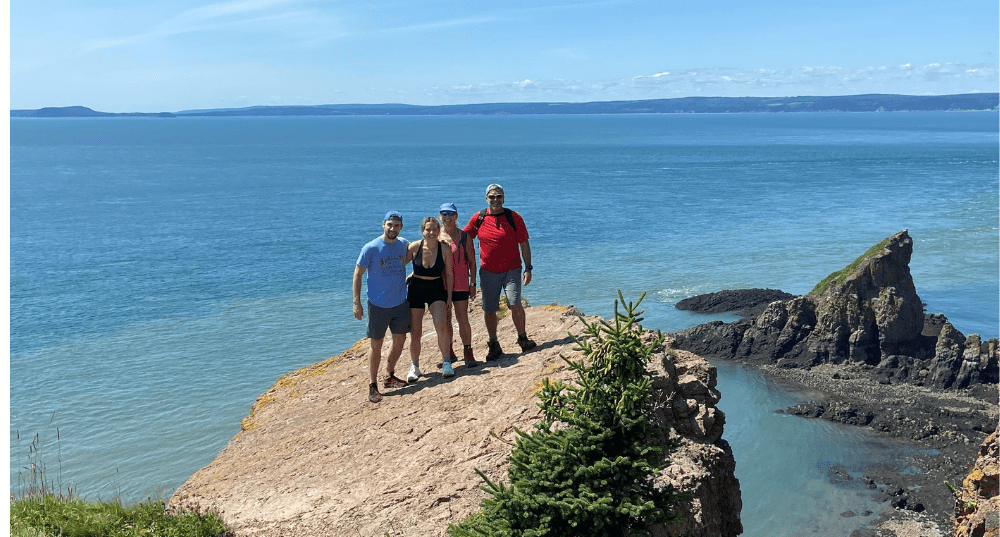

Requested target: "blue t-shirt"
[{"left": 356, "top": 236, "right": 409, "bottom": 308}]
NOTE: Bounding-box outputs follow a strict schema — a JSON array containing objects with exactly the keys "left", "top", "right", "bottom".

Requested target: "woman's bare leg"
[
  {"left": 409, "top": 308, "right": 424, "bottom": 364},
  {"left": 428, "top": 301, "right": 451, "bottom": 359}
]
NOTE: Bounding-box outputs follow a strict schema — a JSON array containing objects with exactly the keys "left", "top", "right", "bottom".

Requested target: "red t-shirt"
[{"left": 463, "top": 210, "right": 530, "bottom": 273}]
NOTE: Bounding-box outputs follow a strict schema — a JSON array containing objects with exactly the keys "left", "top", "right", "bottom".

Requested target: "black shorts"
[
  {"left": 407, "top": 277, "right": 447, "bottom": 309},
  {"left": 366, "top": 301, "right": 410, "bottom": 339},
  {"left": 452, "top": 290, "right": 470, "bottom": 302}
]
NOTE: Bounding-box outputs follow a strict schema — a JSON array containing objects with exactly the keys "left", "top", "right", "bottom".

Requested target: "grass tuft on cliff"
[
  {"left": 810, "top": 236, "right": 893, "bottom": 296},
  {"left": 11, "top": 497, "right": 230, "bottom": 537},
  {"left": 11, "top": 432, "right": 230, "bottom": 537},
  {"left": 448, "top": 292, "right": 688, "bottom": 537}
]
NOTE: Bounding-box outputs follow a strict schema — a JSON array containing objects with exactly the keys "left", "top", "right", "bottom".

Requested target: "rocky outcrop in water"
[
  {"left": 673, "top": 230, "right": 999, "bottom": 394},
  {"left": 675, "top": 288, "right": 795, "bottom": 317}
]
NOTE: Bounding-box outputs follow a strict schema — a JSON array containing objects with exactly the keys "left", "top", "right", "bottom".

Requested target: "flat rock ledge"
[{"left": 171, "top": 304, "right": 742, "bottom": 537}]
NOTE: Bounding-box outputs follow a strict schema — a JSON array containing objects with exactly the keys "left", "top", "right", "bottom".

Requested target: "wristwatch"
[{"left": 525, "top": 265, "right": 533, "bottom": 271}]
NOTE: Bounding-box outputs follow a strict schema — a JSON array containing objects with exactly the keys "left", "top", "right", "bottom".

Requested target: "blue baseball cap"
[
  {"left": 439, "top": 203, "right": 458, "bottom": 213},
  {"left": 383, "top": 210, "right": 403, "bottom": 223}
]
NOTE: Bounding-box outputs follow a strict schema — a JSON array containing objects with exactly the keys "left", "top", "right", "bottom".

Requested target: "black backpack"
[{"left": 473, "top": 208, "right": 517, "bottom": 233}]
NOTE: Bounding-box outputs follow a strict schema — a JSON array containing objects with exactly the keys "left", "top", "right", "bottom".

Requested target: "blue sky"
[{"left": 10, "top": 0, "right": 1000, "bottom": 112}]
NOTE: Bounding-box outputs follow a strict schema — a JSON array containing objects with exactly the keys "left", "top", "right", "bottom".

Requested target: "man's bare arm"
[{"left": 353, "top": 265, "right": 366, "bottom": 320}]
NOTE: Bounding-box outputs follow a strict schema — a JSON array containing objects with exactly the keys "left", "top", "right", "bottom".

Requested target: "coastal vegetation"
[
  {"left": 10, "top": 433, "right": 229, "bottom": 537},
  {"left": 809, "top": 235, "right": 894, "bottom": 296},
  {"left": 11, "top": 497, "right": 229, "bottom": 537},
  {"left": 449, "top": 293, "right": 688, "bottom": 537}
]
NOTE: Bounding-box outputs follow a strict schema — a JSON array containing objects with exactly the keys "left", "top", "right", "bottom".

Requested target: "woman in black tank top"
[{"left": 404, "top": 217, "right": 455, "bottom": 380}]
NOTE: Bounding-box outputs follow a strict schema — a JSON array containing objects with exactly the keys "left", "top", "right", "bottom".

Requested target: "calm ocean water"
[{"left": 11, "top": 112, "right": 999, "bottom": 535}]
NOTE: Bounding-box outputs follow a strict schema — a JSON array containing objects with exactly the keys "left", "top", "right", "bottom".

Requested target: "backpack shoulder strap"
[
  {"left": 475, "top": 208, "right": 517, "bottom": 233},
  {"left": 503, "top": 208, "right": 517, "bottom": 233}
]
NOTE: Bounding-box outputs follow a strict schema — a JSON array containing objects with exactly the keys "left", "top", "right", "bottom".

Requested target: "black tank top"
[{"left": 412, "top": 240, "right": 445, "bottom": 278}]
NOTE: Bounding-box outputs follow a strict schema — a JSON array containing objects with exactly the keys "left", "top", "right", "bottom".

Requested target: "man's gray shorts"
[
  {"left": 480, "top": 268, "right": 522, "bottom": 313},
  {"left": 367, "top": 301, "right": 410, "bottom": 339}
]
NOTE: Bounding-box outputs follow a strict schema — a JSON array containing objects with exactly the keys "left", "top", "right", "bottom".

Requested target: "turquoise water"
[{"left": 10, "top": 113, "right": 999, "bottom": 534}]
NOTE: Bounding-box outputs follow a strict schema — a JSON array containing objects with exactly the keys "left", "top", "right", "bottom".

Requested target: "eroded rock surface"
[
  {"left": 954, "top": 426, "right": 999, "bottom": 537},
  {"left": 171, "top": 305, "right": 742, "bottom": 537},
  {"left": 674, "top": 230, "right": 999, "bottom": 392}
]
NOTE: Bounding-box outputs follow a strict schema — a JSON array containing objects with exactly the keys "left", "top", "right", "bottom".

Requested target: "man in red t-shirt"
[{"left": 463, "top": 184, "right": 537, "bottom": 360}]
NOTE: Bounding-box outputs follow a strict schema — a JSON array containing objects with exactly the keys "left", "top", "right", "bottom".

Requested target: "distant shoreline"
[{"left": 11, "top": 92, "right": 999, "bottom": 118}]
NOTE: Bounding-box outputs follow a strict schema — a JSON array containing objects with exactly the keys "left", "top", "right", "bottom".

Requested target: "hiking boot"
[
  {"left": 406, "top": 362, "right": 421, "bottom": 383},
  {"left": 368, "top": 382, "right": 382, "bottom": 403},
  {"left": 485, "top": 340, "right": 503, "bottom": 361},
  {"left": 383, "top": 373, "right": 407, "bottom": 389},
  {"left": 463, "top": 347, "right": 479, "bottom": 367},
  {"left": 517, "top": 334, "right": 537, "bottom": 352},
  {"left": 442, "top": 360, "right": 455, "bottom": 377}
]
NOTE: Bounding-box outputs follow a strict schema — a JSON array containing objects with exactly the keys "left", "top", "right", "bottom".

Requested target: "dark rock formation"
[
  {"left": 673, "top": 230, "right": 999, "bottom": 391},
  {"left": 675, "top": 288, "right": 795, "bottom": 317}
]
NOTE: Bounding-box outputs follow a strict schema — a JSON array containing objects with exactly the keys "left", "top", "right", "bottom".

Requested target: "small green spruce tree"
[{"left": 449, "top": 292, "right": 688, "bottom": 537}]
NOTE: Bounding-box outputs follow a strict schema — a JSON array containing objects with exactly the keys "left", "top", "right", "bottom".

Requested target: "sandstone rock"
[
  {"left": 171, "top": 305, "right": 742, "bottom": 537},
  {"left": 954, "top": 425, "right": 1000, "bottom": 537}
]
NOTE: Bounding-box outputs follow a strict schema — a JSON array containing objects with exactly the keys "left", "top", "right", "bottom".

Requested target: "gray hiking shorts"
[
  {"left": 367, "top": 301, "right": 410, "bottom": 339},
  {"left": 480, "top": 268, "right": 522, "bottom": 313}
]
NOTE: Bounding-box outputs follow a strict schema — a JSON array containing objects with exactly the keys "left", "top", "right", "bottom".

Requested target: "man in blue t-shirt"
[{"left": 353, "top": 211, "right": 412, "bottom": 403}]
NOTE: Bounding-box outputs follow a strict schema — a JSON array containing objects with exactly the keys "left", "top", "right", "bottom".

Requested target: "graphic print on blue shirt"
[{"left": 357, "top": 237, "right": 409, "bottom": 308}]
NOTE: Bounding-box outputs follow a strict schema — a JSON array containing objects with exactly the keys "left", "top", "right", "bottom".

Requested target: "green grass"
[
  {"left": 809, "top": 236, "right": 893, "bottom": 296},
  {"left": 11, "top": 430, "right": 230, "bottom": 537},
  {"left": 10, "top": 497, "right": 230, "bottom": 537}
]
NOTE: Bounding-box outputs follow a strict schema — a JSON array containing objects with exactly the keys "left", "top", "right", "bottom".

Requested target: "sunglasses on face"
[
  {"left": 488, "top": 195, "right": 504, "bottom": 200},
  {"left": 440, "top": 211, "right": 457, "bottom": 217}
]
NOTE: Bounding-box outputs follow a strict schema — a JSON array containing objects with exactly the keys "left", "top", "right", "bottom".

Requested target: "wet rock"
[{"left": 675, "top": 288, "right": 795, "bottom": 317}]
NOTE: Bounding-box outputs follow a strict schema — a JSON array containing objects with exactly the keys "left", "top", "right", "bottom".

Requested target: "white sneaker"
[
  {"left": 406, "top": 362, "right": 421, "bottom": 383},
  {"left": 442, "top": 360, "right": 455, "bottom": 378}
]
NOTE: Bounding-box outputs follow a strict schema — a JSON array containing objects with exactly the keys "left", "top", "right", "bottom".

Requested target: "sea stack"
[{"left": 673, "top": 230, "right": 999, "bottom": 392}]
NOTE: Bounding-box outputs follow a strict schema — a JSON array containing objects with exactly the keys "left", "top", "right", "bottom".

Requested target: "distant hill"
[
  {"left": 10, "top": 106, "right": 175, "bottom": 118},
  {"left": 11, "top": 93, "right": 999, "bottom": 118}
]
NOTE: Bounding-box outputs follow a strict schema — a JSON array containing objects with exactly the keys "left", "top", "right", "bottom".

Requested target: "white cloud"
[{"left": 424, "top": 63, "right": 999, "bottom": 104}]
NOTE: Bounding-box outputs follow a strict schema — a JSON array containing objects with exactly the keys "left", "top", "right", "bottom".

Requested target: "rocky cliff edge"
[{"left": 171, "top": 304, "right": 742, "bottom": 537}]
